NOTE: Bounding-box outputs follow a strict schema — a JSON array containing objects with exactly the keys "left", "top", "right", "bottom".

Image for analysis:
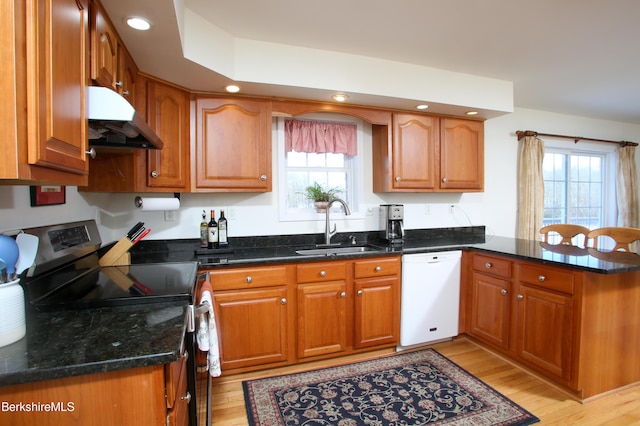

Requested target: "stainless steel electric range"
[{"left": 20, "top": 220, "right": 203, "bottom": 425}]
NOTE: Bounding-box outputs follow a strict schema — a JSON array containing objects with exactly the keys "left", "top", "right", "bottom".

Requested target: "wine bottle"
[
  {"left": 207, "top": 209, "right": 218, "bottom": 249},
  {"left": 218, "top": 210, "right": 228, "bottom": 247},
  {"left": 200, "top": 210, "right": 208, "bottom": 248}
]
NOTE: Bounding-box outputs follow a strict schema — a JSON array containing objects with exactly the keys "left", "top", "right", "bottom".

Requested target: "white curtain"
[
  {"left": 517, "top": 135, "right": 545, "bottom": 240},
  {"left": 616, "top": 145, "right": 639, "bottom": 227}
]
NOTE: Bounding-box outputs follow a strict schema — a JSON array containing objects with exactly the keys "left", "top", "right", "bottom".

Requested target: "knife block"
[{"left": 99, "top": 237, "right": 132, "bottom": 266}]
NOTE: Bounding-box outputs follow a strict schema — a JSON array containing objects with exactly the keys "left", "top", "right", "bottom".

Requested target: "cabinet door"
[
  {"left": 195, "top": 97, "right": 271, "bottom": 192},
  {"left": 27, "top": 0, "right": 89, "bottom": 176},
  {"left": 354, "top": 277, "right": 399, "bottom": 349},
  {"left": 391, "top": 114, "right": 439, "bottom": 190},
  {"left": 90, "top": 2, "right": 117, "bottom": 89},
  {"left": 440, "top": 118, "right": 484, "bottom": 191},
  {"left": 297, "top": 281, "right": 347, "bottom": 358},
  {"left": 146, "top": 80, "right": 190, "bottom": 190},
  {"left": 116, "top": 43, "right": 137, "bottom": 104},
  {"left": 213, "top": 287, "right": 290, "bottom": 370},
  {"left": 469, "top": 272, "right": 510, "bottom": 348},
  {"left": 515, "top": 284, "right": 574, "bottom": 382}
]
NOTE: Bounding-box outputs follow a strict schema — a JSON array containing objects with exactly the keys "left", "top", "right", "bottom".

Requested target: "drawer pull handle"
[
  {"left": 538, "top": 275, "right": 546, "bottom": 282},
  {"left": 245, "top": 276, "right": 253, "bottom": 284},
  {"left": 319, "top": 271, "right": 326, "bottom": 277},
  {"left": 260, "top": 174, "right": 268, "bottom": 181},
  {"left": 485, "top": 262, "right": 492, "bottom": 269},
  {"left": 395, "top": 176, "right": 401, "bottom": 182},
  {"left": 517, "top": 294, "right": 524, "bottom": 301},
  {"left": 340, "top": 292, "right": 346, "bottom": 298},
  {"left": 281, "top": 298, "right": 287, "bottom": 305},
  {"left": 375, "top": 266, "right": 382, "bottom": 272},
  {"left": 357, "top": 290, "right": 363, "bottom": 296},
  {"left": 181, "top": 392, "right": 191, "bottom": 403},
  {"left": 151, "top": 170, "right": 159, "bottom": 178},
  {"left": 442, "top": 177, "right": 448, "bottom": 183},
  {"left": 501, "top": 289, "right": 507, "bottom": 296}
]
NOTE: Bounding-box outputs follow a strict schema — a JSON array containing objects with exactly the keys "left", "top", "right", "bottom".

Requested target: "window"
[
  {"left": 542, "top": 146, "right": 615, "bottom": 230},
  {"left": 277, "top": 114, "right": 365, "bottom": 221}
]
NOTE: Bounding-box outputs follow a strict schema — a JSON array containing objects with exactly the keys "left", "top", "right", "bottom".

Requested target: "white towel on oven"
[{"left": 196, "top": 288, "right": 221, "bottom": 377}]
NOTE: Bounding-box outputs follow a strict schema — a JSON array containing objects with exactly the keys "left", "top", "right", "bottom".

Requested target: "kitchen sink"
[{"left": 295, "top": 245, "right": 380, "bottom": 256}]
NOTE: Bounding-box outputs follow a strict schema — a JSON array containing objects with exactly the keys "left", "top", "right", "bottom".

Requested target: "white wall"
[{"left": 2, "top": 107, "right": 639, "bottom": 243}]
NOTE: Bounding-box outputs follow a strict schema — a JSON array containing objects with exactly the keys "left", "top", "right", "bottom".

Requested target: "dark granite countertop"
[
  {"left": 0, "top": 301, "right": 188, "bottom": 387},
  {"left": 3, "top": 226, "right": 638, "bottom": 389},
  {"left": 131, "top": 227, "right": 640, "bottom": 274}
]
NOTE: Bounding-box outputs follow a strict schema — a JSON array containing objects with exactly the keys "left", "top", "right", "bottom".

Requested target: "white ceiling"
[{"left": 101, "top": 0, "right": 640, "bottom": 124}]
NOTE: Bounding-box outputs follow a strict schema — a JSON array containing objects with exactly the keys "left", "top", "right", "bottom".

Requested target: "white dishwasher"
[{"left": 399, "top": 250, "right": 462, "bottom": 349}]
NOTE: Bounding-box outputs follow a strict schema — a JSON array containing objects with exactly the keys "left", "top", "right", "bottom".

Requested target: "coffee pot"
[{"left": 380, "top": 204, "right": 404, "bottom": 245}]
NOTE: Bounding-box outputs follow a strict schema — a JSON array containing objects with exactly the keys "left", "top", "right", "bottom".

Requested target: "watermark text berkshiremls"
[{"left": 2, "top": 401, "right": 75, "bottom": 412}]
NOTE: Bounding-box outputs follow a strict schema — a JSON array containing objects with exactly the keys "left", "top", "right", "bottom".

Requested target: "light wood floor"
[{"left": 203, "top": 337, "right": 640, "bottom": 425}]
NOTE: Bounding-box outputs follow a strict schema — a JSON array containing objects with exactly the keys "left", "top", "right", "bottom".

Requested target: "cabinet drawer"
[
  {"left": 473, "top": 254, "right": 512, "bottom": 279},
  {"left": 209, "top": 266, "right": 288, "bottom": 290},
  {"left": 519, "top": 264, "right": 575, "bottom": 295},
  {"left": 297, "top": 261, "right": 346, "bottom": 283},
  {"left": 354, "top": 257, "right": 400, "bottom": 278}
]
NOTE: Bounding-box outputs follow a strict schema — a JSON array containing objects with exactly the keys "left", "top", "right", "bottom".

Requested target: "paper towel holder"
[{"left": 134, "top": 193, "right": 180, "bottom": 209}]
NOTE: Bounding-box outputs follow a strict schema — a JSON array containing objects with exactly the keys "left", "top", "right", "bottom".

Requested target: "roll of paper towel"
[{"left": 135, "top": 196, "right": 180, "bottom": 211}]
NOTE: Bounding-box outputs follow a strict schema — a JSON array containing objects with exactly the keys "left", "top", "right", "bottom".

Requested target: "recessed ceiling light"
[
  {"left": 225, "top": 85, "right": 241, "bottom": 93},
  {"left": 126, "top": 17, "right": 151, "bottom": 31},
  {"left": 466, "top": 111, "right": 479, "bottom": 116},
  {"left": 332, "top": 94, "right": 348, "bottom": 102},
  {"left": 416, "top": 104, "right": 429, "bottom": 110}
]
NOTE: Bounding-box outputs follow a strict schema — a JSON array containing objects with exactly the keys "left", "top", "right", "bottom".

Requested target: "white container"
[{"left": 0, "top": 279, "right": 26, "bottom": 347}]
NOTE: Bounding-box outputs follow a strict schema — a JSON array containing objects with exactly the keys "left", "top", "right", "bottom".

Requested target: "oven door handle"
[{"left": 188, "top": 300, "right": 211, "bottom": 333}]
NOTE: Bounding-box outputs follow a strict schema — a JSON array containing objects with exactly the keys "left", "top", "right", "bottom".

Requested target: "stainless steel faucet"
[{"left": 324, "top": 198, "right": 351, "bottom": 245}]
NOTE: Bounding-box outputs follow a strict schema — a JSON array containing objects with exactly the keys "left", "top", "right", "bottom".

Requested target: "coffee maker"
[{"left": 380, "top": 204, "right": 404, "bottom": 245}]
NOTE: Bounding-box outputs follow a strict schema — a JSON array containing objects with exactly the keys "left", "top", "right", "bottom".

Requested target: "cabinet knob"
[
  {"left": 517, "top": 294, "right": 524, "bottom": 301},
  {"left": 395, "top": 176, "right": 401, "bottom": 182},
  {"left": 260, "top": 175, "right": 267, "bottom": 181},
  {"left": 122, "top": 90, "right": 130, "bottom": 96},
  {"left": 357, "top": 290, "right": 363, "bottom": 296},
  {"left": 375, "top": 266, "right": 382, "bottom": 272},
  {"left": 245, "top": 276, "right": 252, "bottom": 284},
  {"left": 85, "top": 148, "right": 96, "bottom": 159},
  {"left": 150, "top": 170, "right": 159, "bottom": 178},
  {"left": 501, "top": 289, "right": 507, "bottom": 296},
  {"left": 442, "top": 177, "right": 448, "bottom": 183},
  {"left": 319, "top": 271, "right": 326, "bottom": 277},
  {"left": 115, "top": 80, "right": 123, "bottom": 88},
  {"left": 340, "top": 292, "right": 346, "bottom": 298},
  {"left": 280, "top": 298, "right": 287, "bottom": 305},
  {"left": 180, "top": 392, "right": 191, "bottom": 403},
  {"left": 538, "top": 275, "right": 546, "bottom": 282},
  {"left": 485, "top": 262, "right": 492, "bottom": 269}
]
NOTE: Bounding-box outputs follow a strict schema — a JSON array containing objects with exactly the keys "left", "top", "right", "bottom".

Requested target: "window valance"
[{"left": 285, "top": 119, "right": 357, "bottom": 155}]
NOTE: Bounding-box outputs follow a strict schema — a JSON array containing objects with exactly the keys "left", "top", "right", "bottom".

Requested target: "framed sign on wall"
[{"left": 30, "top": 186, "right": 66, "bottom": 207}]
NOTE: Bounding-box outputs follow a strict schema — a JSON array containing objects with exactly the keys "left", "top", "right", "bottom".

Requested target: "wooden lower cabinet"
[
  {"left": 205, "top": 256, "right": 401, "bottom": 374},
  {"left": 0, "top": 359, "right": 188, "bottom": 426},
  {"left": 466, "top": 252, "right": 577, "bottom": 388}
]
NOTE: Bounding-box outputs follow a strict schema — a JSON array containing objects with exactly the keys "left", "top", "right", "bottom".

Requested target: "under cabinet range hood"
[{"left": 87, "top": 86, "right": 163, "bottom": 150}]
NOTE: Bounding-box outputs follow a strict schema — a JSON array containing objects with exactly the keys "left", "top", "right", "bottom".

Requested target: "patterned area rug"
[{"left": 242, "top": 348, "right": 540, "bottom": 425}]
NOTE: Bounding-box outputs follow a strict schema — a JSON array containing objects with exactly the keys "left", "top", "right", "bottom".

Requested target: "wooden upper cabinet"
[
  {"left": 90, "top": 1, "right": 117, "bottom": 89},
  {"left": 1, "top": 0, "right": 89, "bottom": 184},
  {"left": 440, "top": 118, "right": 484, "bottom": 191},
  {"left": 373, "top": 114, "right": 484, "bottom": 193},
  {"left": 194, "top": 97, "right": 272, "bottom": 192},
  {"left": 116, "top": 43, "right": 137, "bottom": 104},
  {"left": 391, "top": 114, "right": 439, "bottom": 190},
  {"left": 145, "top": 79, "right": 190, "bottom": 190}
]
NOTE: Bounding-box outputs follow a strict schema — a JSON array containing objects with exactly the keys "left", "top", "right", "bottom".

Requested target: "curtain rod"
[{"left": 515, "top": 130, "right": 638, "bottom": 147}]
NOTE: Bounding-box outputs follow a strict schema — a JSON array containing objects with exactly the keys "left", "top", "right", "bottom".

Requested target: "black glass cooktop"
[{"left": 26, "top": 261, "right": 198, "bottom": 310}]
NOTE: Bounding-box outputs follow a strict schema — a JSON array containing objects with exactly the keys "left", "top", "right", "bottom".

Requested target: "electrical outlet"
[{"left": 164, "top": 210, "right": 177, "bottom": 222}]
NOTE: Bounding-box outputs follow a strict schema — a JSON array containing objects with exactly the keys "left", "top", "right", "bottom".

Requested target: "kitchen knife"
[
  {"left": 132, "top": 228, "right": 151, "bottom": 244},
  {"left": 126, "top": 222, "right": 144, "bottom": 240},
  {"left": 129, "top": 226, "right": 146, "bottom": 242}
]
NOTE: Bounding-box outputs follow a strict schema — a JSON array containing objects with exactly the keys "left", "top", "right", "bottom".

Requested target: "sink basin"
[{"left": 295, "top": 246, "right": 379, "bottom": 256}]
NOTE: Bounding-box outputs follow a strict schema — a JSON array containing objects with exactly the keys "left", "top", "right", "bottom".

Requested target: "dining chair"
[
  {"left": 587, "top": 227, "right": 640, "bottom": 252},
  {"left": 539, "top": 224, "right": 591, "bottom": 247}
]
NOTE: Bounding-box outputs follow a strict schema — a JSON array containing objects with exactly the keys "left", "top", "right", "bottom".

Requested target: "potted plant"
[{"left": 302, "top": 182, "right": 343, "bottom": 212}]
